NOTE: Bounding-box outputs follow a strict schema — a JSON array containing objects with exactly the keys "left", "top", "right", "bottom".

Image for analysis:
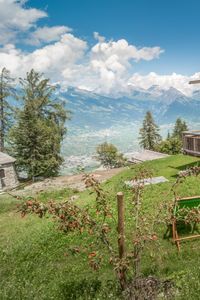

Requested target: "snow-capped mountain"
[
  {"left": 60, "top": 85, "right": 200, "bottom": 128},
  {"left": 192, "top": 89, "right": 200, "bottom": 101},
  {"left": 128, "top": 85, "right": 189, "bottom": 104}
]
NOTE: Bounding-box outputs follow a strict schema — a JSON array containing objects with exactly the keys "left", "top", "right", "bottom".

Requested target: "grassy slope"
[{"left": 1, "top": 154, "right": 200, "bottom": 299}]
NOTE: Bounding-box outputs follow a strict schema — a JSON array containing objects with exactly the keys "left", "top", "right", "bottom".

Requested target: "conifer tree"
[
  {"left": 172, "top": 118, "right": 188, "bottom": 140},
  {"left": 10, "top": 69, "right": 70, "bottom": 179},
  {"left": 139, "top": 111, "right": 161, "bottom": 150},
  {"left": 0, "top": 68, "right": 15, "bottom": 152},
  {"left": 167, "top": 131, "right": 171, "bottom": 140}
]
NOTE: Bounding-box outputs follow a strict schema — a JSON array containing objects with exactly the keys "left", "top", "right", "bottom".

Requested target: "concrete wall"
[{"left": 1, "top": 163, "right": 19, "bottom": 190}]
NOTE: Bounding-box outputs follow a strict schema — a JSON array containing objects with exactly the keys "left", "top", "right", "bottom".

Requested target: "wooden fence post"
[
  {"left": 117, "top": 192, "right": 125, "bottom": 258},
  {"left": 117, "top": 192, "right": 126, "bottom": 290}
]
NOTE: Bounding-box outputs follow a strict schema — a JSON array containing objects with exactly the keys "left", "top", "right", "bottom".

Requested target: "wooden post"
[
  {"left": 117, "top": 192, "right": 126, "bottom": 290},
  {"left": 117, "top": 192, "right": 125, "bottom": 259}
]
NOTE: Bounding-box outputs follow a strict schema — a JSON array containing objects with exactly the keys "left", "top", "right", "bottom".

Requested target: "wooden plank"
[
  {"left": 174, "top": 234, "right": 200, "bottom": 242},
  {"left": 177, "top": 195, "right": 200, "bottom": 201},
  {"left": 189, "top": 80, "right": 200, "bottom": 84},
  {"left": 183, "top": 149, "right": 200, "bottom": 156}
]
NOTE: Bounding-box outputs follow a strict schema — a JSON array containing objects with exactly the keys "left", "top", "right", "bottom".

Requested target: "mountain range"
[{"left": 60, "top": 85, "right": 200, "bottom": 129}]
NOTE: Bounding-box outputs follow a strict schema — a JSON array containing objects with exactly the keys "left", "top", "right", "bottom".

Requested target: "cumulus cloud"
[
  {"left": 26, "top": 26, "right": 72, "bottom": 46},
  {"left": 0, "top": 0, "right": 195, "bottom": 98},
  {"left": 0, "top": 0, "right": 47, "bottom": 44},
  {"left": 128, "top": 72, "right": 199, "bottom": 96},
  {"left": 0, "top": 34, "right": 87, "bottom": 81},
  {"left": 82, "top": 39, "right": 164, "bottom": 95},
  {"left": 0, "top": 28, "right": 197, "bottom": 97},
  {"left": 93, "top": 32, "right": 105, "bottom": 43},
  {"left": 0, "top": 20, "right": 166, "bottom": 96},
  {"left": 91, "top": 39, "right": 163, "bottom": 63}
]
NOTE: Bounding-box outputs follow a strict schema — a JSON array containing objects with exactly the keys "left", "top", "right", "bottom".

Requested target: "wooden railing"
[{"left": 183, "top": 136, "right": 200, "bottom": 155}]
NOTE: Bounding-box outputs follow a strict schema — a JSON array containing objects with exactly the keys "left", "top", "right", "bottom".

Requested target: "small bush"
[
  {"left": 156, "top": 137, "right": 182, "bottom": 155},
  {"left": 96, "top": 142, "right": 126, "bottom": 168}
]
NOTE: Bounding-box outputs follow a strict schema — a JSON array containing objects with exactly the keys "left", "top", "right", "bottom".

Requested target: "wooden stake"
[
  {"left": 174, "top": 234, "right": 200, "bottom": 242},
  {"left": 117, "top": 192, "right": 126, "bottom": 290},
  {"left": 117, "top": 192, "right": 125, "bottom": 259}
]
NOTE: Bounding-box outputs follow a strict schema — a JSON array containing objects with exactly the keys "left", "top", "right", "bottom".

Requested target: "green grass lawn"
[{"left": 1, "top": 154, "right": 200, "bottom": 299}]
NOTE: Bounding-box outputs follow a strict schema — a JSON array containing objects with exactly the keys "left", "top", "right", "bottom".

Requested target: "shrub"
[
  {"left": 156, "top": 137, "right": 182, "bottom": 155},
  {"left": 96, "top": 142, "right": 126, "bottom": 168}
]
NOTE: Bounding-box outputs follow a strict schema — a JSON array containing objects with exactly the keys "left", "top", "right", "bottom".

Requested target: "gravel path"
[{"left": 12, "top": 167, "right": 126, "bottom": 196}]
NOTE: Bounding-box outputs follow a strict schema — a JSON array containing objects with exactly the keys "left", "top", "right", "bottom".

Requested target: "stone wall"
[{"left": 2, "top": 163, "right": 19, "bottom": 190}]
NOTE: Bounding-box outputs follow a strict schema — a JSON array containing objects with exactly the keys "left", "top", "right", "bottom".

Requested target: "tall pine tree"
[
  {"left": 10, "top": 70, "right": 70, "bottom": 179},
  {"left": 139, "top": 111, "right": 161, "bottom": 150},
  {"left": 0, "top": 68, "right": 15, "bottom": 152},
  {"left": 172, "top": 118, "right": 188, "bottom": 140}
]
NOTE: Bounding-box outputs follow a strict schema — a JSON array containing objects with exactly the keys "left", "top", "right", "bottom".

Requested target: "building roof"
[
  {"left": 183, "top": 130, "right": 200, "bottom": 136},
  {"left": 0, "top": 152, "right": 16, "bottom": 165},
  {"left": 125, "top": 150, "right": 169, "bottom": 163}
]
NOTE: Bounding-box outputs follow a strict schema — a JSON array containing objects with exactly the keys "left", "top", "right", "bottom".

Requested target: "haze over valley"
[{"left": 61, "top": 85, "right": 200, "bottom": 173}]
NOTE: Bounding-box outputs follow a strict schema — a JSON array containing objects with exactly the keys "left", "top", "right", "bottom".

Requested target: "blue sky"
[
  {"left": 29, "top": 0, "right": 200, "bottom": 75},
  {"left": 0, "top": 0, "right": 200, "bottom": 96}
]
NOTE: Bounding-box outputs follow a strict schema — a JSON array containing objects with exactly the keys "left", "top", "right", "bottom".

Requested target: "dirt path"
[{"left": 12, "top": 167, "right": 126, "bottom": 196}]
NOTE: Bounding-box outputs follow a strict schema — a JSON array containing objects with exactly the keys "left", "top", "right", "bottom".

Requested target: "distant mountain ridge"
[{"left": 60, "top": 85, "right": 200, "bottom": 129}]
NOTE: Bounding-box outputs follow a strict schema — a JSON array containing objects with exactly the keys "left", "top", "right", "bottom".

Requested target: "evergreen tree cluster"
[
  {"left": 0, "top": 68, "right": 15, "bottom": 152},
  {"left": 139, "top": 112, "right": 188, "bottom": 155},
  {"left": 139, "top": 111, "right": 161, "bottom": 151},
  {"left": 171, "top": 118, "right": 188, "bottom": 140},
  {"left": 0, "top": 68, "right": 70, "bottom": 179},
  {"left": 157, "top": 118, "right": 188, "bottom": 155}
]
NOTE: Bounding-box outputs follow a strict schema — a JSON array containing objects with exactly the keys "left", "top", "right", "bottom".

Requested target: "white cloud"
[
  {"left": 73, "top": 39, "right": 164, "bottom": 95},
  {"left": 128, "top": 72, "right": 199, "bottom": 96},
  {"left": 0, "top": 44, "right": 23, "bottom": 74},
  {"left": 91, "top": 39, "right": 164, "bottom": 63},
  {"left": 0, "top": 0, "right": 195, "bottom": 99},
  {"left": 0, "top": 1, "right": 198, "bottom": 99},
  {"left": 26, "top": 26, "right": 72, "bottom": 46},
  {"left": 0, "top": 34, "right": 87, "bottom": 80},
  {"left": 0, "top": 28, "right": 166, "bottom": 96},
  {"left": 0, "top": 30, "right": 197, "bottom": 97},
  {"left": 93, "top": 32, "right": 105, "bottom": 43},
  {"left": 0, "top": 0, "right": 47, "bottom": 44}
]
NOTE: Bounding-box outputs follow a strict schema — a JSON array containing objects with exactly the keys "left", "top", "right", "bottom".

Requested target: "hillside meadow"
[{"left": 1, "top": 154, "right": 200, "bottom": 299}]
